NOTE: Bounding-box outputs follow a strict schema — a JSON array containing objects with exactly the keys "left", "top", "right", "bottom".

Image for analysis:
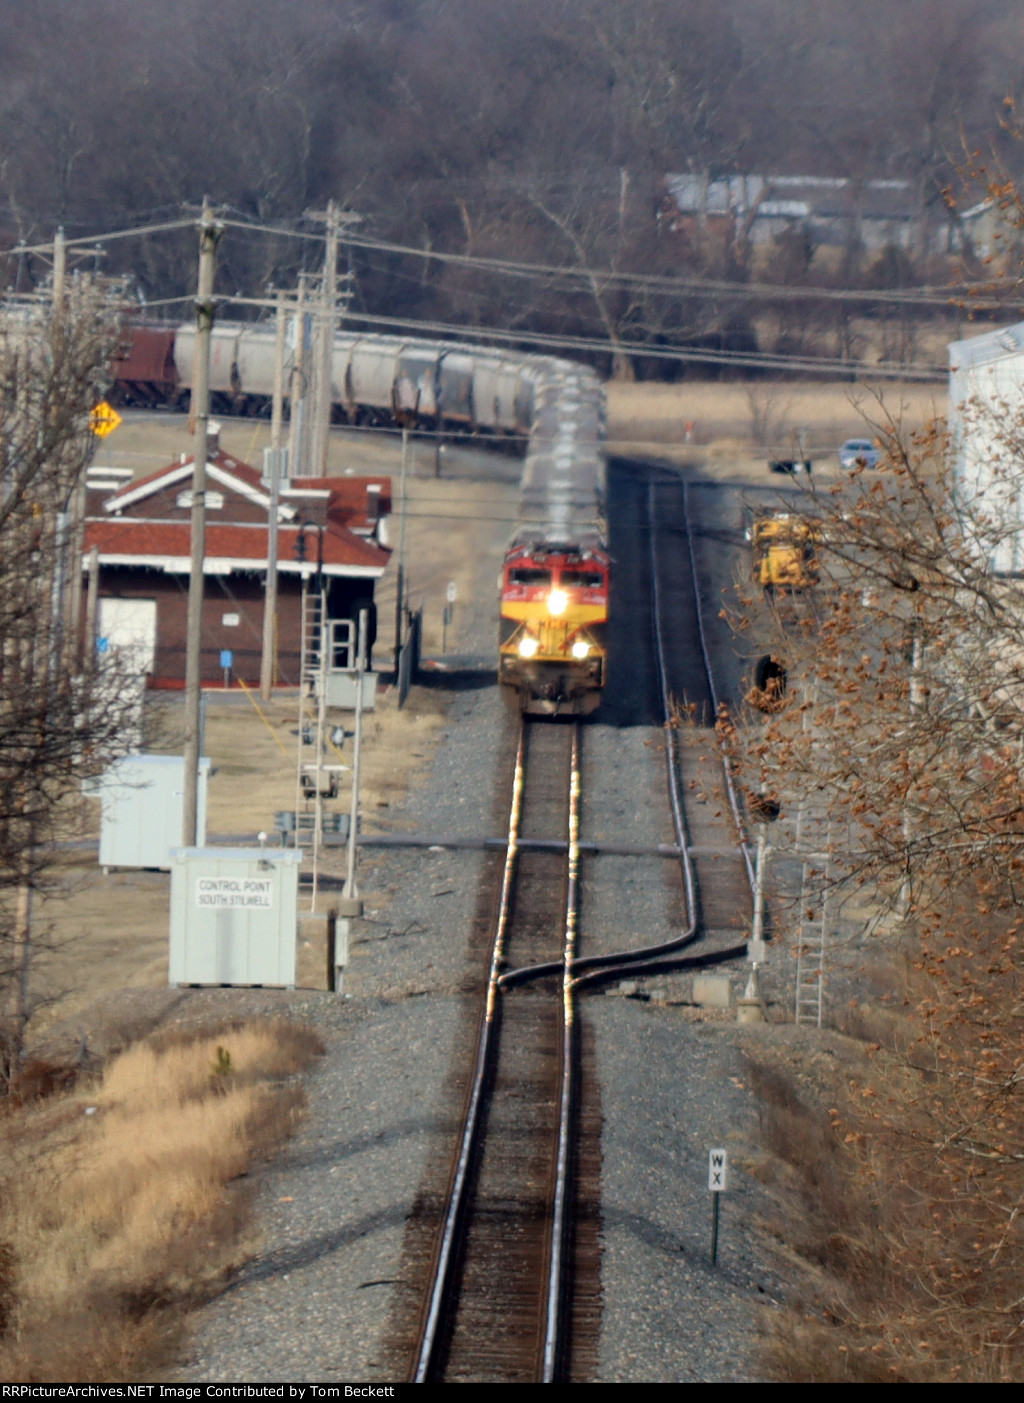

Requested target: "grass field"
[
  {"left": 0, "top": 1019, "right": 322, "bottom": 1382},
  {"left": 605, "top": 378, "right": 948, "bottom": 460}
]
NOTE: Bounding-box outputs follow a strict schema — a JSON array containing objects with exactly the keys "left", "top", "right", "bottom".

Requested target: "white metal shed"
[{"left": 949, "top": 321, "right": 1024, "bottom": 574}]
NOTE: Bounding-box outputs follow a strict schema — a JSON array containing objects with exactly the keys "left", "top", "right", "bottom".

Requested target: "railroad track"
[
  {"left": 410, "top": 718, "right": 592, "bottom": 1383},
  {"left": 646, "top": 477, "right": 754, "bottom": 957},
  {"left": 403, "top": 467, "right": 755, "bottom": 1383},
  {"left": 560, "top": 473, "right": 754, "bottom": 992}
]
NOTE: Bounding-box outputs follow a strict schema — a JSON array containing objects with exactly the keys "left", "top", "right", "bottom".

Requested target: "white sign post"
[{"left": 708, "top": 1148, "right": 729, "bottom": 1265}]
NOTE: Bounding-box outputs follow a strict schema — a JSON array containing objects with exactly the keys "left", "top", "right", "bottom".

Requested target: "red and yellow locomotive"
[{"left": 498, "top": 539, "right": 609, "bottom": 716}]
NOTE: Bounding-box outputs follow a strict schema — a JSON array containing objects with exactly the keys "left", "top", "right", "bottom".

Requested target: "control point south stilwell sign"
[{"left": 90, "top": 400, "right": 122, "bottom": 438}]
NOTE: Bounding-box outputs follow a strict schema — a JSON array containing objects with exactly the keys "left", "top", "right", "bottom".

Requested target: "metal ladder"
[
  {"left": 794, "top": 854, "right": 829, "bottom": 1026},
  {"left": 294, "top": 579, "right": 330, "bottom": 907}
]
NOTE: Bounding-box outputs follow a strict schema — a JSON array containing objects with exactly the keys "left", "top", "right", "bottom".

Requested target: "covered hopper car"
[{"left": 108, "top": 320, "right": 609, "bottom": 714}]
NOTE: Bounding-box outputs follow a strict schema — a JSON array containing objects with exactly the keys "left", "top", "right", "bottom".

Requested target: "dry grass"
[
  {"left": 144, "top": 685, "right": 451, "bottom": 841},
  {"left": 0, "top": 1017, "right": 322, "bottom": 1383},
  {"left": 605, "top": 378, "right": 948, "bottom": 462},
  {"left": 746, "top": 935, "right": 1024, "bottom": 1382}
]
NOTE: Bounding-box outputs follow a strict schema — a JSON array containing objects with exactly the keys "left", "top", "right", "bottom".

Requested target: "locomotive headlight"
[
  {"left": 571, "top": 639, "right": 591, "bottom": 659},
  {"left": 518, "top": 635, "right": 540, "bottom": 658},
  {"left": 547, "top": 589, "right": 568, "bottom": 616}
]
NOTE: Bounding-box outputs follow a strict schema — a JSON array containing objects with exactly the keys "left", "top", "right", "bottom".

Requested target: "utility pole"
[
  {"left": 52, "top": 227, "right": 66, "bottom": 315},
  {"left": 393, "top": 427, "right": 410, "bottom": 669},
  {"left": 305, "top": 203, "right": 361, "bottom": 477},
  {"left": 310, "top": 201, "right": 340, "bottom": 477},
  {"left": 270, "top": 287, "right": 287, "bottom": 452},
  {"left": 8, "top": 224, "right": 70, "bottom": 1073},
  {"left": 260, "top": 290, "right": 288, "bottom": 700},
  {"left": 50, "top": 226, "right": 84, "bottom": 668},
  {"left": 287, "top": 275, "right": 309, "bottom": 479},
  {"left": 259, "top": 441, "right": 284, "bottom": 701},
  {"left": 183, "top": 198, "right": 221, "bottom": 847}
]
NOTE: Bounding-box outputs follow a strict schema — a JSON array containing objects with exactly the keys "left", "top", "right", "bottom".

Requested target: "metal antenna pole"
[
  {"left": 183, "top": 198, "right": 221, "bottom": 847},
  {"left": 310, "top": 583, "right": 329, "bottom": 911}
]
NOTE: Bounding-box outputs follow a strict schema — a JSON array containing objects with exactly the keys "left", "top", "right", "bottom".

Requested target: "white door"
[{"left": 98, "top": 597, "right": 157, "bottom": 675}]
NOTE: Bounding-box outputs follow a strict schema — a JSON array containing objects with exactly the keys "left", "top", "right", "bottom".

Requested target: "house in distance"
[{"left": 82, "top": 426, "right": 391, "bottom": 687}]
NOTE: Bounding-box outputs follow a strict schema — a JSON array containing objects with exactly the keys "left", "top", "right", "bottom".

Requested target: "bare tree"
[{"left": 0, "top": 284, "right": 138, "bottom": 1081}]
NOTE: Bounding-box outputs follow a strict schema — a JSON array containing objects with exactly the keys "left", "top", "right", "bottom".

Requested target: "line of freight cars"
[
  {"left": 115, "top": 321, "right": 609, "bottom": 716},
  {"left": 118, "top": 321, "right": 543, "bottom": 437}
]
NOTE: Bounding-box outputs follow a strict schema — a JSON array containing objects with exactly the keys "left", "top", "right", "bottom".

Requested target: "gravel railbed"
[
  {"left": 178, "top": 463, "right": 790, "bottom": 1384},
  {"left": 181, "top": 680, "right": 500, "bottom": 1383}
]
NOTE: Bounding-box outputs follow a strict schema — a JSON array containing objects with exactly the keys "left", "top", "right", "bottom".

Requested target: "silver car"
[{"left": 838, "top": 437, "right": 880, "bottom": 469}]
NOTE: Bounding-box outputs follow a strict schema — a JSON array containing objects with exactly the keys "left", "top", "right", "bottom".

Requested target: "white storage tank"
[{"left": 168, "top": 847, "right": 302, "bottom": 987}]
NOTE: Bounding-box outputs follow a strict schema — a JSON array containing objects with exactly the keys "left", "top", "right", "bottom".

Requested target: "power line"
[
  {"left": 327, "top": 307, "right": 948, "bottom": 382},
  {"left": 217, "top": 214, "right": 1008, "bottom": 311},
  {"left": 5, "top": 218, "right": 196, "bottom": 258},
  {"left": 135, "top": 288, "right": 947, "bottom": 381},
  {"left": 1, "top": 206, "right": 1004, "bottom": 311},
  {"left": 0, "top": 212, "right": 965, "bottom": 378},
  {"left": 3, "top": 209, "right": 1011, "bottom": 313}
]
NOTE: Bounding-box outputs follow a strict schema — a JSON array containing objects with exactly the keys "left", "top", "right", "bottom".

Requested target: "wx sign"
[{"left": 708, "top": 1147, "right": 729, "bottom": 1192}]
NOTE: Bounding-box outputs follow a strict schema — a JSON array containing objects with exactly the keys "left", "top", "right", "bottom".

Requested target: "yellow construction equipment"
[{"left": 749, "top": 511, "right": 820, "bottom": 591}]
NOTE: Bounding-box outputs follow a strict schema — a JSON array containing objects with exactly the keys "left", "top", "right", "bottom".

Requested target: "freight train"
[
  {"left": 498, "top": 364, "right": 608, "bottom": 715},
  {"left": 112, "top": 319, "right": 608, "bottom": 715}
]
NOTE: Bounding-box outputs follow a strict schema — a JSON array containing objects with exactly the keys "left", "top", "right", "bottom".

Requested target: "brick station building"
[{"left": 82, "top": 433, "right": 391, "bottom": 687}]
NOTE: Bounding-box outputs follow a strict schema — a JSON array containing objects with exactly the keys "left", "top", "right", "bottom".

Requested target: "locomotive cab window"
[
  {"left": 559, "top": 568, "right": 604, "bottom": 588},
  {"left": 509, "top": 567, "right": 552, "bottom": 586}
]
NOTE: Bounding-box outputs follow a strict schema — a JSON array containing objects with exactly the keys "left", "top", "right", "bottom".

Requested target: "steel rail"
[
  {"left": 502, "top": 477, "right": 701, "bottom": 991},
  {"left": 681, "top": 481, "right": 756, "bottom": 890},
  {"left": 541, "top": 722, "right": 581, "bottom": 1382},
  {"left": 412, "top": 719, "right": 581, "bottom": 1382},
  {"left": 569, "top": 477, "right": 758, "bottom": 989},
  {"left": 411, "top": 723, "right": 526, "bottom": 1383},
  {"left": 502, "top": 473, "right": 760, "bottom": 993}
]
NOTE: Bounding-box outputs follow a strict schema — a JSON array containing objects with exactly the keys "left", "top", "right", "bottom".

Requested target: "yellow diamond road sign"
[{"left": 90, "top": 401, "right": 122, "bottom": 438}]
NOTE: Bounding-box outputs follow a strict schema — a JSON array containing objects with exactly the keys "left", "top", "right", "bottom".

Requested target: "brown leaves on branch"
[{"left": 732, "top": 402, "right": 1024, "bottom": 1377}]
